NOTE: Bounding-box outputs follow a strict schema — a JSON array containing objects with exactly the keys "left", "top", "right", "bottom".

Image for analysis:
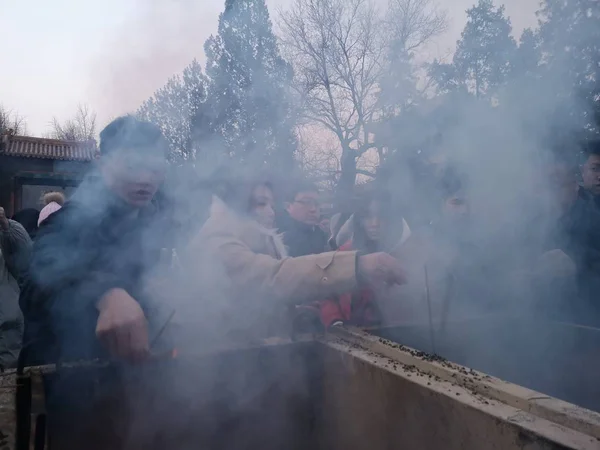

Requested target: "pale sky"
[{"left": 0, "top": 0, "right": 539, "bottom": 136}]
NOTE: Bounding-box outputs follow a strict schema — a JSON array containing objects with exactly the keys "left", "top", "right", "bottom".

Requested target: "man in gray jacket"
[{"left": 0, "top": 206, "right": 31, "bottom": 368}]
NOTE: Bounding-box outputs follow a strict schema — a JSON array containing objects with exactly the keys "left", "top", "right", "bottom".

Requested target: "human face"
[
  {"left": 250, "top": 184, "right": 275, "bottom": 229},
  {"left": 582, "top": 154, "right": 600, "bottom": 196},
  {"left": 100, "top": 150, "right": 166, "bottom": 208},
  {"left": 442, "top": 195, "right": 470, "bottom": 224},
  {"left": 360, "top": 200, "right": 384, "bottom": 243},
  {"left": 286, "top": 191, "right": 321, "bottom": 226}
]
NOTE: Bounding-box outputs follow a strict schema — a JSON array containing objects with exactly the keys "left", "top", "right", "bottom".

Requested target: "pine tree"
[
  {"left": 378, "top": 42, "right": 419, "bottom": 118},
  {"left": 538, "top": 0, "right": 600, "bottom": 135},
  {"left": 499, "top": 28, "right": 545, "bottom": 138},
  {"left": 138, "top": 59, "right": 208, "bottom": 161},
  {"left": 200, "top": 0, "right": 297, "bottom": 171},
  {"left": 430, "top": 0, "right": 516, "bottom": 99},
  {"left": 454, "top": 0, "right": 516, "bottom": 98},
  {"left": 512, "top": 28, "right": 542, "bottom": 80}
]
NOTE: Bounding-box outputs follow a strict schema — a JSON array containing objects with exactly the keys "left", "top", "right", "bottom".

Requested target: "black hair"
[
  {"left": 214, "top": 167, "right": 275, "bottom": 215},
  {"left": 285, "top": 179, "right": 319, "bottom": 203},
  {"left": 351, "top": 189, "right": 394, "bottom": 253},
  {"left": 437, "top": 165, "right": 468, "bottom": 202},
  {"left": 226, "top": 180, "right": 274, "bottom": 216},
  {"left": 582, "top": 140, "right": 600, "bottom": 164},
  {"left": 354, "top": 189, "right": 392, "bottom": 220},
  {"left": 99, "top": 115, "right": 169, "bottom": 157}
]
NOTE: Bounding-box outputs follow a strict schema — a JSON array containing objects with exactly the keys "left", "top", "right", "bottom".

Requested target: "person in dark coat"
[
  {"left": 37, "top": 191, "right": 66, "bottom": 228},
  {"left": 504, "top": 158, "right": 600, "bottom": 325},
  {"left": 19, "top": 116, "right": 170, "bottom": 366},
  {"left": 394, "top": 167, "right": 495, "bottom": 323},
  {"left": 0, "top": 207, "right": 31, "bottom": 368},
  {"left": 11, "top": 208, "right": 40, "bottom": 240},
  {"left": 538, "top": 159, "right": 600, "bottom": 323},
  {"left": 279, "top": 181, "right": 327, "bottom": 257},
  {"left": 579, "top": 140, "right": 600, "bottom": 210}
]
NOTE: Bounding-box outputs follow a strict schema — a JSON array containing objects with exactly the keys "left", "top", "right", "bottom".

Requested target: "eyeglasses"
[{"left": 294, "top": 199, "right": 320, "bottom": 208}]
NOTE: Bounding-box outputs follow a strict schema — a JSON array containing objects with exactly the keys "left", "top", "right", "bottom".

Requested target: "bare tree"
[
  {"left": 386, "top": 0, "right": 447, "bottom": 53},
  {"left": 297, "top": 131, "right": 378, "bottom": 190},
  {"left": 296, "top": 126, "right": 342, "bottom": 190},
  {"left": 50, "top": 104, "right": 97, "bottom": 141},
  {"left": 279, "top": 0, "right": 385, "bottom": 195},
  {"left": 279, "top": 0, "right": 447, "bottom": 194},
  {"left": 0, "top": 105, "right": 26, "bottom": 135}
]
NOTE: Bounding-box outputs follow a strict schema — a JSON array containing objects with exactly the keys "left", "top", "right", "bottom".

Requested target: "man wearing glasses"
[{"left": 281, "top": 182, "right": 328, "bottom": 257}]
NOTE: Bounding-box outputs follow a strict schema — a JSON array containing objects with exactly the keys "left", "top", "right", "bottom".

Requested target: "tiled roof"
[{"left": 0, "top": 135, "right": 98, "bottom": 161}]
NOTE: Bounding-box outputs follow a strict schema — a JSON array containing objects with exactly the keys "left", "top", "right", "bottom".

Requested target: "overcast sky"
[{"left": 0, "top": 0, "right": 538, "bottom": 136}]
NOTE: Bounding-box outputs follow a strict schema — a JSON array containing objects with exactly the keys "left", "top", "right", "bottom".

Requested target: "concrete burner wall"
[
  {"left": 5, "top": 338, "right": 599, "bottom": 450},
  {"left": 316, "top": 341, "right": 598, "bottom": 450}
]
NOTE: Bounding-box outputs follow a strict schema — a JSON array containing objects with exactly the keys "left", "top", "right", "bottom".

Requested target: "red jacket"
[{"left": 318, "top": 241, "right": 382, "bottom": 328}]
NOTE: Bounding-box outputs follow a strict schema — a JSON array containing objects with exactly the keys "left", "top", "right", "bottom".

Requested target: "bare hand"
[
  {"left": 0, "top": 207, "right": 8, "bottom": 231},
  {"left": 96, "top": 288, "right": 149, "bottom": 363},
  {"left": 358, "top": 252, "right": 408, "bottom": 286}
]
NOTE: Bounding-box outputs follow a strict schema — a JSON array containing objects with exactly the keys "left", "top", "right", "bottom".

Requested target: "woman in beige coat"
[{"left": 177, "top": 177, "right": 406, "bottom": 345}]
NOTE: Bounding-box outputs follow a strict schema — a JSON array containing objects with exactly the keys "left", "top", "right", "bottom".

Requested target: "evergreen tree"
[
  {"left": 512, "top": 28, "right": 542, "bottom": 80},
  {"left": 430, "top": 0, "right": 516, "bottom": 99},
  {"left": 200, "top": 0, "right": 297, "bottom": 171},
  {"left": 378, "top": 42, "right": 419, "bottom": 118},
  {"left": 500, "top": 28, "right": 546, "bottom": 139},
  {"left": 538, "top": 0, "right": 600, "bottom": 135},
  {"left": 138, "top": 59, "right": 208, "bottom": 161}
]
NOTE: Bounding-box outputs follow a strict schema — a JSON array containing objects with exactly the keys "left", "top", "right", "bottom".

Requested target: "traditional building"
[{"left": 0, "top": 132, "right": 97, "bottom": 215}]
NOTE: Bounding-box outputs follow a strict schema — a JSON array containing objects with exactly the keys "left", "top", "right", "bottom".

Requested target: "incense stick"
[
  {"left": 424, "top": 265, "right": 437, "bottom": 355},
  {"left": 150, "top": 309, "right": 176, "bottom": 349}
]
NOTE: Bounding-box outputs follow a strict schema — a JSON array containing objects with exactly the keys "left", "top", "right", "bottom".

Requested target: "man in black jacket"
[
  {"left": 525, "top": 158, "right": 600, "bottom": 324},
  {"left": 20, "top": 116, "right": 170, "bottom": 366},
  {"left": 0, "top": 208, "right": 30, "bottom": 368},
  {"left": 579, "top": 140, "right": 600, "bottom": 210},
  {"left": 280, "top": 182, "right": 327, "bottom": 257}
]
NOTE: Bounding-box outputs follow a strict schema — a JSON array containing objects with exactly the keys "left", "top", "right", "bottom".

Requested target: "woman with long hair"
[
  {"left": 176, "top": 171, "right": 407, "bottom": 344},
  {"left": 320, "top": 189, "right": 411, "bottom": 328}
]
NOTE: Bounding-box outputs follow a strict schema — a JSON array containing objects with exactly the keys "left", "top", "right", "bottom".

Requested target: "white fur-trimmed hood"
[{"left": 335, "top": 213, "right": 411, "bottom": 250}]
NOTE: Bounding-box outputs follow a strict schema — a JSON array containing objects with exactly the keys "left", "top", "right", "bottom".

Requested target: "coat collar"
[{"left": 280, "top": 212, "right": 321, "bottom": 234}]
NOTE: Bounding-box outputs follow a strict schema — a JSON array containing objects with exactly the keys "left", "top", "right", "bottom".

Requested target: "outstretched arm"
[{"left": 208, "top": 230, "right": 358, "bottom": 305}]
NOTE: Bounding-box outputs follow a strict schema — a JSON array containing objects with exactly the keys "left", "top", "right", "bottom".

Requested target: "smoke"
[
  {"left": 374, "top": 39, "right": 600, "bottom": 410},
  {"left": 86, "top": 0, "right": 536, "bottom": 126},
  {"left": 24, "top": 0, "right": 600, "bottom": 447}
]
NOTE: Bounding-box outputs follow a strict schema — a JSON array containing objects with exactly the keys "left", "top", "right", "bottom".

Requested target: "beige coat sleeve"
[{"left": 204, "top": 229, "right": 358, "bottom": 304}]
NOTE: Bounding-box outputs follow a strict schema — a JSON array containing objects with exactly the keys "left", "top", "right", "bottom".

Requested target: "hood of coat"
[
  {"left": 205, "top": 196, "right": 288, "bottom": 259},
  {"left": 335, "top": 213, "right": 411, "bottom": 252}
]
